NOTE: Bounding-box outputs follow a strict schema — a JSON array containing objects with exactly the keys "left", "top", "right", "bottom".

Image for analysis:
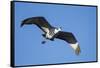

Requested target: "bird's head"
[
  {"left": 56, "top": 27, "right": 62, "bottom": 31},
  {"left": 54, "top": 27, "right": 62, "bottom": 34}
]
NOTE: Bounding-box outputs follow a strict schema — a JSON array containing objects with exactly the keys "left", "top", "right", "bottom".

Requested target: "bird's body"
[
  {"left": 21, "top": 16, "right": 81, "bottom": 55},
  {"left": 43, "top": 27, "right": 61, "bottom": 39}
]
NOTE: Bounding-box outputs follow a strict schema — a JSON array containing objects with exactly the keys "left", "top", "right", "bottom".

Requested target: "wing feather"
[
  {"left": 21, "top": 17, "right": 53, "bottom": 33},
  {"left": 55, "top": 31, "right": 81, "bottom": 55},
  {"left": 55, "top": 31, "right": 77, "bottom": 43}
]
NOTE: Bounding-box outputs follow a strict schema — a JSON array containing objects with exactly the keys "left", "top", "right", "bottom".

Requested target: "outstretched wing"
[
  {"left": 21, "top": 17, "right": 53, "bottom": 33},
  {"left": 55, "top": 31, "right": 81, "bottom": 55}
]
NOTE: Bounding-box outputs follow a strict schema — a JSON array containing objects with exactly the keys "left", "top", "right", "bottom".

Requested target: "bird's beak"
[{"left": 60, "top": 27, "right": 62, "bottom": 29}]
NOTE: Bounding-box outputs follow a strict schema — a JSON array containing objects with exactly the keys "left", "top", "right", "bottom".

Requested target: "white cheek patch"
[{"left": 70, "top": 42, "right": 79, "bottom": 50}]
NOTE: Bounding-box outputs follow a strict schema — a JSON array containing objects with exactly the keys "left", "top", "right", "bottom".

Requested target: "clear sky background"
[{"left": 14, "top": 2, "right": 97, "bottom": 66}]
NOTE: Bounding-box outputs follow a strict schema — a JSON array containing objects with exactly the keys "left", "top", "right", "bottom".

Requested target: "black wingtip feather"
[
  {"left": 21, "top": 17, "right": 33, "bottom": 27},
  {"left": 21, "top": 22, "right": 24, "bottom": 27},
  {"left": 75, "top": 45, "right": 81, "bottom": 55}
]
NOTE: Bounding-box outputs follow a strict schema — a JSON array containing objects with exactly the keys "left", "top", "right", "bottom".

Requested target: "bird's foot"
[{"left": 41, "top": 41, "right": 46, "bottom": 44}]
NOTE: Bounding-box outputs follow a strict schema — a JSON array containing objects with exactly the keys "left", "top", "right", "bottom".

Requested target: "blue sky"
[{"left": 14, "top": 2, "right": 97, "bottom": 66}]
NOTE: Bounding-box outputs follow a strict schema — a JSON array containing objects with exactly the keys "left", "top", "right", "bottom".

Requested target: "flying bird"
[{"left": 21, "top": 16, "right": 81, "bottom": 55}]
